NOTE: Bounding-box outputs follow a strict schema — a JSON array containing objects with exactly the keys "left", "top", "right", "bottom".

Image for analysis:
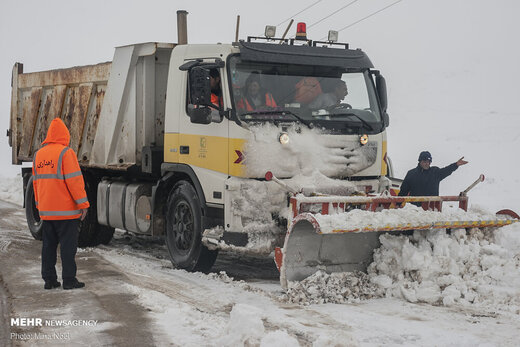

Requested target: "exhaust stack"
[{"left": 177, "top": 10, "right": 188, "bottom": 45}]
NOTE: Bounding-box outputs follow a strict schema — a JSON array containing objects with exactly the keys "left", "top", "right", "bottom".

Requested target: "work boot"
[
  {"left": 44, "top": 280, "right": 61, "bottom": 290},
  {"left": 63, "top": 279, "right": 85, "bottom": 290}
]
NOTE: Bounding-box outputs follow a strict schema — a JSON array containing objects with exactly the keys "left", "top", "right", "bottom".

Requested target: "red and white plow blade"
[{"left": 276, "top": 194, "right": 519, "bottom": 289}]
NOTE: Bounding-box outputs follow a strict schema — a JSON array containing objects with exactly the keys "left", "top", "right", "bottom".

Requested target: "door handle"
[{"left": 180, "top": 146, "right": 189, "bottom": 154}]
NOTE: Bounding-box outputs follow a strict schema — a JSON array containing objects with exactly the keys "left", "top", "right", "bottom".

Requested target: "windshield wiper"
[
  {"left": 240, "top": 110, "right": 312, "bottom": 128},
  {"left": 331, "top": 112, "right": 374, "bottom": 131}
]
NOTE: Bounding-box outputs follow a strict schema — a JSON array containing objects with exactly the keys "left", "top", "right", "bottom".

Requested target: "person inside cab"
[
  {"left": 293, "top": 76, "right": 322, "bottom": 105},
  {"left": 308, "top": 79, "right": 349, "bottom": 110},
  {"left": 237, "top": 72, "right": 277, "bottom": 111},
  {"left": 209, "top": 69, "right": 222, "bottom": 108}
]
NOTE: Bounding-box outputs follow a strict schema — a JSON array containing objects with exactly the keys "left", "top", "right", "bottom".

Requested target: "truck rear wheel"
[
  {"left": 25, "top": 176, "right": 43, "bottom": 241},
  {"left": 165, "top": 181, "right": 218, "bottom": 273},
  {"left": 78, "top": 174, "right": 115, "bottom": 247}
]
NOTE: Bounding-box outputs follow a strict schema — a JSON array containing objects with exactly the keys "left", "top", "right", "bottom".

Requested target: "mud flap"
[{"left": 280, "top": 217, "right": 382, "bottom": 289}]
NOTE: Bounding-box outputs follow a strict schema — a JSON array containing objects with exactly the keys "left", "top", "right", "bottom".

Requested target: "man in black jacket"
[{"left": 398, "top": 151, "right": 468, "bottom": 196}]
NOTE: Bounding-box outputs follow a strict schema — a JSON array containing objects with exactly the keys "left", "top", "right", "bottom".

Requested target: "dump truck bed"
[
  {"left": 9, "top": 62, "right": 111, "bottom": 164},
  {"left": 9, "top": 42, "right": 174, "bottom": 170}
]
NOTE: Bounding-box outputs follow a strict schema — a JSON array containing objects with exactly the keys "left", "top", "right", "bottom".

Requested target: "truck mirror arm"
[
  {"left": 228, "top": 109, "right": 242, "bottom": 126},
  {"left": 219, "top": 108, "right": 231, "bottom": 118}
]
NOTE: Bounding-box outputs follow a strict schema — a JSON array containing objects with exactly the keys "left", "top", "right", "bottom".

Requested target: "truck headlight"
[
  {"left": 360, "top": 134, "right": 368, "bottom": 145},
  {"left": 279, "top": 132, "right": 290, "bottom": 145}
]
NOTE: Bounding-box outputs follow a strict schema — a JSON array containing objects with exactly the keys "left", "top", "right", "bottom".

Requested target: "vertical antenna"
[
  {"left": 235, "top": 15, "right": 241, "bottom": 42},
  {"left": 279, "top": 19, "right": 294, "bottom": 44}
]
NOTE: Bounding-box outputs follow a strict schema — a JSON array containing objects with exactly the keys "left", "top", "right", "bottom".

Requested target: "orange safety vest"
[
  {"left": 32, "top": 118, "right": 90, "bottom": 220},
  {"left": 237, "top": 93, "right": 277, "bottom": 111},
  {"left": 211, "top": 93, "right": 222, "bottom": 108},
  {"left": 294, "top": 77, "right": 322, "bottom": 104}
]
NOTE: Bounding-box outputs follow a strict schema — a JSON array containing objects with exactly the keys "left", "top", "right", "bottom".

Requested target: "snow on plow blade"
[{"left": 276, "top": 194, "right": 519, "bottom": 289}]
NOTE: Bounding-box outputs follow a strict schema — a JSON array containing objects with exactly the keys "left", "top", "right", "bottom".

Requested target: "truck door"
[{"left": 178, "top": 66, "right": 229, "bottom": 176}]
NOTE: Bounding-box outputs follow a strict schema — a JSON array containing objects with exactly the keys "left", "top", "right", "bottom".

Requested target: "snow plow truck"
[{"left": 9, "top": 11, "right": 519, "bottom": 288}]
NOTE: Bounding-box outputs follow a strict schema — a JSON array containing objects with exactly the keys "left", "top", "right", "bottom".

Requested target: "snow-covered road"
[{"left": 1, "top": 199, "right": 519, "bottom": 346}]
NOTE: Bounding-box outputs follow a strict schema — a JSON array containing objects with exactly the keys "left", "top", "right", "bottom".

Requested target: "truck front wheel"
[{"left": 165, "top": 181, "right": 218, "bottom": 273}]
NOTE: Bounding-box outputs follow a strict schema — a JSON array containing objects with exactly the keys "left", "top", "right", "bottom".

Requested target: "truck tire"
[
  {"left": 25, "top": 176, "right": 43, "bottom": 241},
  {"left": 78, "top": 174, "right": 115, "bottom": 247},
  {"left": 165, "top": 181, "right": 218, "bottom": 273},
  {"left": 94, "top": 225, "right": 115, "bottom": 245}
]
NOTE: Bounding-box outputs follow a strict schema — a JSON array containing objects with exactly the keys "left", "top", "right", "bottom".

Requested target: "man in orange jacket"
[
  {"left": 210, "top": 69, "right": 223, "bottom": 108},
  {"left": 32, "top": 118, "right": 89, "bottom": 290}
]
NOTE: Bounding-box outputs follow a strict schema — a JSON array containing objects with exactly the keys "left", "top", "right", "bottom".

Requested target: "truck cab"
[{"left": 162, "top": 39, "right": 391, "bottom": 249}]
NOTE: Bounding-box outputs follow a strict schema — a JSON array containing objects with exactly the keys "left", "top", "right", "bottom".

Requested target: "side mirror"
[
  {"left": 383, "top": 112, "right": 389, "bottom": 127},
  {"left": 189, "top": 67, "right": 211, "bottom": 105},
  {"left": 375, "top": 74, "right": 388, "bottom": 113},
  {"left": 187, "top": 105, "right": 212, "bottom": 124}
]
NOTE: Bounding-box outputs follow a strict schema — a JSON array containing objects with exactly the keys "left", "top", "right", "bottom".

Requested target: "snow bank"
[
  {"left": 282, "top": 223, "right": 520, "bottom": 313},
  {"left": 369, "top": 224, "right": 520, "bottom": 312},
  {"left": 0, "top": 174, "right": 23, "bottom": 206}
]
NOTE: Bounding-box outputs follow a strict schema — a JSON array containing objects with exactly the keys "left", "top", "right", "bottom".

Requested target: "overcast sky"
[{"left": 1, "top": 0, "right": 519, "bottom": 176}]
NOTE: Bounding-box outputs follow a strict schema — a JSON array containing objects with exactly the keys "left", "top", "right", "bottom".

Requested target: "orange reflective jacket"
[
  {"left": 294, "top": 77, "right": 322, "bottom": 104},
  {"left": 211, "top": 93, "right": 222, "bottom": 108},
  {"left": 237, "top": 93, "right": 277, "bottom": 111},
  {"left": 32, "top": 118, "right": 90, "bottom": 220}
]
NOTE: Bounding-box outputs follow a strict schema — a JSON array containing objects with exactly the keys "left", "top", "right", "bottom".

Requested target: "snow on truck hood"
[{"left": 243, "top": 123, "right": 378, "bottom": 178}]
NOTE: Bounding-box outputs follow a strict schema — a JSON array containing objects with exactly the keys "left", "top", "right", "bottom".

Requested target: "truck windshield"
[{"left": 228, "top": 55, "right": 383, "bottom": 134}]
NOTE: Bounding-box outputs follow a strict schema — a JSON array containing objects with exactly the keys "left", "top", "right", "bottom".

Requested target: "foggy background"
[{"left": 1, "top": 0, "right": 518, "bottom": 209}]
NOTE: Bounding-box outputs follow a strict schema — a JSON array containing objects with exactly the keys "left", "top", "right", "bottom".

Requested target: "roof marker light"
[{"left": 296, "top": 22, "right": 307, "bottom": 40}]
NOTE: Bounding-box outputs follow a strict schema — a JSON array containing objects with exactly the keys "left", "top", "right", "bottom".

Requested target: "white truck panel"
[{"left": 91, "top": 42, "right": 174, "bottom": 167}]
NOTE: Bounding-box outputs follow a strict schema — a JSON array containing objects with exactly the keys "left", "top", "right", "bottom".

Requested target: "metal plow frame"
[{"left": 275, "top": 194, "right": 519, "bottom": 289}]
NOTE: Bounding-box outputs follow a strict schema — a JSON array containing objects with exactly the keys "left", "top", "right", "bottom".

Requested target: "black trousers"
[{"left": 41, "top": 219, "right": 80, "bottom": 282}]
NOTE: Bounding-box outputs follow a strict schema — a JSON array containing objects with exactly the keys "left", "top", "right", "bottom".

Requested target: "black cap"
[{"left": 418, "top": 151, "right": 432, "bottom": 161}]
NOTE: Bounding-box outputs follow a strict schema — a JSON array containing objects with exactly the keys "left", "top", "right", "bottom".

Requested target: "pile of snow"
[
  {"left": 369, "top": 224, "right": 520, "bottom": 313},
  {"left": 280, "top": 223, "right": 520, "bottom": 312},
  {"left": 283, "top": 270, "right": 381, "bottom": 305},
  {"left": 0, "top": 174, "right": 23, "bottom": 206}
]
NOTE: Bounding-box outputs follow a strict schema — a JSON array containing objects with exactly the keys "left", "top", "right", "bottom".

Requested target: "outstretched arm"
[
  {"left": 456, "top": 156, "right": 468, "bottom": 166},
  {"left": 438, "top": 156, "right": 468, "bottom": 181}
]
